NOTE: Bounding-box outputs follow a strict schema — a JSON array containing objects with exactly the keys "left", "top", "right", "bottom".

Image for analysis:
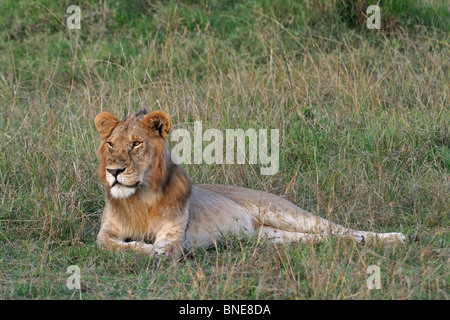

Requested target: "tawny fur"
[{"left": 94, "top": 110, "right": 406, "bottom": 260}]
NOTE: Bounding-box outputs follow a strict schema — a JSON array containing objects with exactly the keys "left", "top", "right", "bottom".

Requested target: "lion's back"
[{"left": 196, "top": 184, "right": 303, "bottom": 214}]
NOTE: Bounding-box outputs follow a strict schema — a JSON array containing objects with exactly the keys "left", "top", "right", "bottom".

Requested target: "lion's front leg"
[
  {"left": 97, "top": 229, "right": 155, "bottom": 255},
  {"left": 153, "top": 218, "right": 188, "bottom": 261}
]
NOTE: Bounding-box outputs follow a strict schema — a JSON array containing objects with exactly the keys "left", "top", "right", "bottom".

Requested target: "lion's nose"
[{"left": 107, "top": 168, "right": 125, "bottom": 177}]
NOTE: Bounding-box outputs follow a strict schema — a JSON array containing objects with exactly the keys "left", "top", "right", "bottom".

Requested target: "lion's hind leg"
[
  {"left": 258, "top": 226, "right": 365, "bottom": 244},
  {"left": 358, "top": 231, "right": 406, "bottom": 244},
  {"left": 256, "top": 207, "right": 367, "bottom": 244},
  {"left": 259, "top": 226, "right": 324, "bottom": 243}
]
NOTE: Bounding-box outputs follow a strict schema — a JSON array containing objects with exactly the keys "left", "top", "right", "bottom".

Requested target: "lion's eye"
[
  {"left": 132, "top": 141, "right": 142, "bottom": 148},
  {"left": 107, "top": 142, "right": 113, "bottom": 149}
]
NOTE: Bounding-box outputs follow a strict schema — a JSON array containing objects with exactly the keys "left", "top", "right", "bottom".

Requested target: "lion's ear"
[
  {"left": 143, "top": 111, "right": 171, "bottom": 140},
  {"left": 95, "top": 112, "right": 118, "bottom": 139}
]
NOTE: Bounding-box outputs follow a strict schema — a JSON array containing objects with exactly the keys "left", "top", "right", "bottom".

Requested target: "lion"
[{"left": 94, "top": 110, "right": 406, "bottom": 260}]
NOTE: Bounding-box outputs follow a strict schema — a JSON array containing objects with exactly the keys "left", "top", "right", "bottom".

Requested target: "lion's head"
[{"left": 94, "top": 110, "right": 173, "bottom": 199}]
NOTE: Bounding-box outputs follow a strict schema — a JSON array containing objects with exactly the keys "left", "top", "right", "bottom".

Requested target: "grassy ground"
[{"left": 0, "top": 0, "right": 448, "bottom": 299}]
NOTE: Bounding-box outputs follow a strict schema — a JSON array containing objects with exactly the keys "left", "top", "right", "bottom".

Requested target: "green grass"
[{"left": 0, "top": 0, "right": 448, "bottom": 299}]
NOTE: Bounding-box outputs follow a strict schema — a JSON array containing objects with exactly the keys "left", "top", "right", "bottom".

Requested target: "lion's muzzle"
[{"left": 106, "top": 167, "right": 140, "bottom": 199}]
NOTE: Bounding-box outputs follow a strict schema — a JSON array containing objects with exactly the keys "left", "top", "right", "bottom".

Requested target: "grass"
[{"left": 0, "top": 0, "right": 448, "bottom": 299}]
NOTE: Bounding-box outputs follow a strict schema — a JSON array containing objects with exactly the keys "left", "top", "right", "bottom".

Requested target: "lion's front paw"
[
  {"left": 141, "top": 243, "right": 156, "bottom": 255},
  {"left": 128, "top": 241, "right": 155, "bottom": 255}
]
